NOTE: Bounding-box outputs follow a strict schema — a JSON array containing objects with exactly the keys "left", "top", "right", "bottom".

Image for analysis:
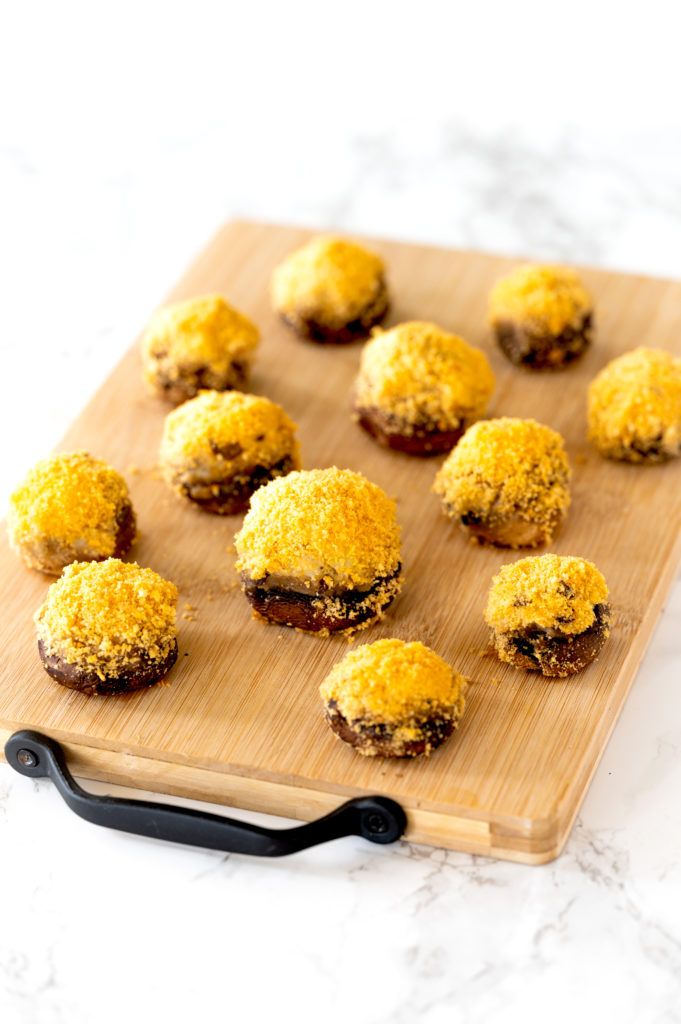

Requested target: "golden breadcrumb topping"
[
  {"left": 7, "top": 452, "right": 132, "bottom": 555},
  {"left": 320, "top": 638, "right": 466, "bottom": 725},
  {"left": 271, "top": 235, "right": 385, "bottom": 326},
  {"left": 355, "top": 321, "right": 494, "bottom": 429},
  {"left": 142, "top": 295, "right": 259, "bottom": 381},
  {"left": 434, "top": 418, "right": 571, "bottom": 526},
  {"left": 35, "top": 559, "right": 178, "bottom": 674},
  {"left": 485, "top": 554, "right": 609, "bottom": 635},
  {"left": 309, "top": 575, "right": 402, "bottom": 633},
  {"left": 588, "top": 347, "right": 681, "bottom": 460},
  {"left": 488, "top": 264, "right": 592, "bottom": 335},
  {"left": 235, "top": 467, "right": 401, "bottom": 589},
  {"left": 160, "top": 390, "right": 300, "bottom": 473}
]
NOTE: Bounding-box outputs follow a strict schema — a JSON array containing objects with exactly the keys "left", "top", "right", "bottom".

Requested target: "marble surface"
[{"left": 2, "top": 4, "right": 681, "bottom": 1022}]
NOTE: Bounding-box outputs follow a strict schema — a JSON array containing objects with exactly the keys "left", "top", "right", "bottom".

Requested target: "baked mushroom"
[
  {"left": 484, "top": 554, "right": 611, "bottom": 677},
  {"left": 353, "top": 321, "right": 494, "bottom": 455},
  {"left": 141, "top": 295, "right": 259, "bottom": 404},
  {"left": 433, "top": 418, "right": 571, "bottom": 548},
  {"left": 488, "top": 264, "right": 593, "bottom": 370},
  {"left": 7, "top": 451, "right": 136, "bottom": 575},
  {"left": 160, "top": 390, "right": 300, "bottom": 514},
  {"left": 320, "top": 638, "right": 466, "bottom": 757},
  {"left": 35, "top": 559, "right": 179, "bottom": 695},
  {"left": 271, "top": 235, "right": 388, "bottom": 343},
  {"left": 588, "top": 347, "right": 681, "bottom": 462},
  {"left": 235, "top": 467, "right": 402, "bottom": 632}
]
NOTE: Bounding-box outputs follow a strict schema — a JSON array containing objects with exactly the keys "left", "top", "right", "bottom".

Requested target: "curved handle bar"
[{"left": 4, "top": 730, "right": 406, "bottom": 857}]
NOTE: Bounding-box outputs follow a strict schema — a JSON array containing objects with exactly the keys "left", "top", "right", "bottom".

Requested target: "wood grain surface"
[{"left": 2, "top": 220, "right": 680, "bottom": 863}]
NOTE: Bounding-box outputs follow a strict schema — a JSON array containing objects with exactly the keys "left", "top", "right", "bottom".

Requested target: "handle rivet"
[
  {"left": 366, "top": 812, "right": 389, "bottom": 834},
  {"left": 17, "top": 748, "right": 38, "bottom": 769}
]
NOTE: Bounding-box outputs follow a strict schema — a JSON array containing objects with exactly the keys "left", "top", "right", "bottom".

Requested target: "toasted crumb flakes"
[
  {"left": 355, "top": 321, "right": 494, "bottom": 430},
  {"left": 271, "top": 235, "right": 385, "bottom": 328},
  {"left": 433, "top": 417, "right": 570, "bottom": 530},
  {"left": 488, "top": 264, "right": 592, "bottom": 335},
  {"left": 8, "top": 451, "right": 132, "bottom": 557},
  {"left": 160, "top": 391, "right": 300, "bottom": 477},
  {"left": 320, "top": 638, "right": 466, "bottom": 726},
  {"left": 142, "top": 295, "right": 259, "bottom": 385},
  {"left": 588, "top": 347, "right": 681, "bottom": 461},
  {"left": 485, "top": 553, "right": 608, "bottom": 635},
  {"left": 35, "top": 559, "right": 178, "bottom": 672},
  {"left": 235, "top": 467, "right": 401, "bottom": 590}
]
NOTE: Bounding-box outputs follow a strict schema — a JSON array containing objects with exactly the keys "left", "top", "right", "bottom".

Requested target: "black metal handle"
[{"left": 4, "top": 730, "right": 406, "bottom": 857}]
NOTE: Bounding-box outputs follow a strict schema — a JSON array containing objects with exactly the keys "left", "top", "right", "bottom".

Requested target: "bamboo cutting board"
[{"left": 2, "top": 221, "right": 681, "bottom": 864}]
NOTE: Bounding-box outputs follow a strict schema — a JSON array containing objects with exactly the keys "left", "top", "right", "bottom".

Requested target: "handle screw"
[
  {"left": 17, "top": 748, "right": 38, "bottom": 769},
  {"left": 365, "top": 812, "right": 389, "bottom": 834}
]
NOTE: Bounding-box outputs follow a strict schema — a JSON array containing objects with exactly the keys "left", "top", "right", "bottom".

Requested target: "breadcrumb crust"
[
  {"left": 271, "top": 235, "right": 385, "bottom": 329},
  {"left": 433, "top": 418, "right": 571, "bottom": 531},
  {"left": 320, "top": 638, "right": 466, "bottom": 732},
  {"left": 355, "top": 321, "right": 494, "bottom": 431},
  {"left": 484, "top": 554, "right": 609, "bottom": 635},
  {"left": 8, "top": 452, "right": 133, "bottom": 564},
  {"left": 235, "top": 467, "right": 401, "bottom": 589},
  {"left": 588, "top": 347, "right": 681, "bottom": 461},
  {"left": 489, "top": 264, "right": 592, "bottom": 336},
  {"left": 35, "top": 559, "right": 178, "bottom": 679}
]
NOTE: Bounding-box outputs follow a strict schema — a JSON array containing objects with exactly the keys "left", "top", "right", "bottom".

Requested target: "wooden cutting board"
[{"left": 2, "top": 220, "right": 681, "bottom": 864}]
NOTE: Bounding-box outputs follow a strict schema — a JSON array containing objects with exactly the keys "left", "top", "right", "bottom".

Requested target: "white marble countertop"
[{"left": 2, "top": 4, "right": 681, "bottom": 1022}]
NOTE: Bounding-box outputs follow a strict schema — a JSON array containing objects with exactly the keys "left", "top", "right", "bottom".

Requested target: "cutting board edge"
[
  {"left": 534, "top": 531, "right": 681, "bottom": 845},
  {"left": 217, "top": 219, "right": 681, "bottom": 287},
  {"left": 0, "top": 728, "right": 572, "bottom": 864}
]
